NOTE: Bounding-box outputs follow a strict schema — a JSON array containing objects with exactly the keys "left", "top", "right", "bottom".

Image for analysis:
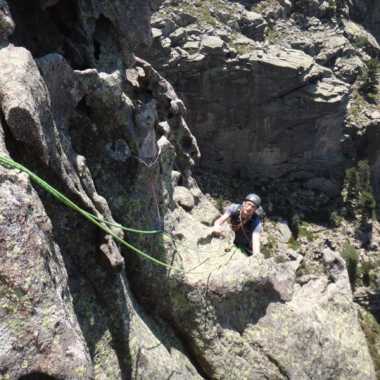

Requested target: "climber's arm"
[
  {"left": 252, "top": 231, "right": 261, "bottom": 255},
  {"left": 251, "top": 222, "right": 262, "bottom": 255},
  {"left": 214, "top": 212, "right": 230, "bottom": 226},
  {"left": 211, "top": 212, "right": 230, "bottom": 236}
]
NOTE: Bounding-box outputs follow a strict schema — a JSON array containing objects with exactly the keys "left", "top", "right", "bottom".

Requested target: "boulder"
[
  {"left": 342, "top": 19, "right": 380, "bottom": 56},
  {"left": 277, "top": 220, "right": 293, "bottom": 243},
  {"left": 334, "top": 55, "right": 366, "bottom": 83},
  {"left": 174, "top": 186, "right": 195, "bottom": 210},
  {"left": 0, "top": 45, "right": 52, "bottom": 163},
  {"left": 200, "top": 35, "right": 225, "bottom": 54},
  {"left": 238, "top": 10, "right": 267, "bottom": 41}
]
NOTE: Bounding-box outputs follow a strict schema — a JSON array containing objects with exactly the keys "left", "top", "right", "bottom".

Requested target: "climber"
[{"left": 212, "top": 193, "right": 264, "bottom": 256}]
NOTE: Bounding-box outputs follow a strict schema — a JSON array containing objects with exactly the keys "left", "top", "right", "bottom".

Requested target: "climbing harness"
[
  {"left": 229, "top": 206, "right": 257, "bottom": 255},
  {"left": 238, "top": 208, "right": 254, "bottom": 254}
]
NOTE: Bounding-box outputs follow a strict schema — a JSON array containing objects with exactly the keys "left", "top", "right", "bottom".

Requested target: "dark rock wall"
[{"left": 0, "top": 0, "right": 202, "bottom": 378}]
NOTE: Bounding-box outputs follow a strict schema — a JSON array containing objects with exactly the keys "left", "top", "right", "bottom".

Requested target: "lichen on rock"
[{"left": 0, "top": 0, "right": 379, "bottom": 378}]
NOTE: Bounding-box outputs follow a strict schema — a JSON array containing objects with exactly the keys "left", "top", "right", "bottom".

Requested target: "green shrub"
[
  {"left": 359, "top": 59, "right": 380, "bottom": 100},
  {"left": 352, "top": 36, "right": 370, "bottom": 50},
  {"left": 343, "top": 160, "right": 376, "bottom": 221},
  {"left": 298, "top": 223, "right": 314, "bottom": 242},
  {"left": 287, "top": 236, "right": 300, "bottom": 250},
  {"left": 341, "top": 242, "right": 359, "bottom": 289},
  {"left": 329, "top": 210, "right": 343, "bottom": 227},
  {"left": 360, "top": 191, "right": 377, "bottom": 219}
]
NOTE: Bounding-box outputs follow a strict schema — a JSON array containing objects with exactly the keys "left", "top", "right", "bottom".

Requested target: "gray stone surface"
[
  {"left": 174, "top": 185, "right": 195, "bottom": 210},
  {"left": 0, "top": 0, "right": 379, "bottom": 378},
  {"left": 277, "top": 220, "right": 292, "bottom": 243},
  {"left": 0, "top": 1, "right": 202, "bottom": 378},
  {"left": 238, "top": 10, "right": 267, "bottom": 40},
  {"left": 0, "top": 142, "right": 93, "bottom": 379},
  {"left": 146, "top": 1, "right": 356, "bottom": 189}
]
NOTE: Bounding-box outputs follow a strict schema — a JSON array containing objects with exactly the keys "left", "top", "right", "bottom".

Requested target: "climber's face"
[{"left": 241, "top": 200, "right": 256, "bottom": 219}]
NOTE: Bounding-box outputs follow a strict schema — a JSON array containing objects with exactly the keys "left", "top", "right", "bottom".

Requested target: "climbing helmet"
[{"left": 244, "top": 193, "right": 261, "bottom": 207}]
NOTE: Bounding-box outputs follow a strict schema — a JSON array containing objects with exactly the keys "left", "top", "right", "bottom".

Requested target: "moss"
[
  {"left": 230, "top": 38, "right": 254, "bottom": 56},
  {"left": 352, "top": 36, "right": 371, "bottom": 50},
  {"left": 298, "top": 227, "right": 313, "bottom": 241},
  {"left": 359, "top": 309, "right": 380, "bottom": 378},
  {"left": 0, "top": 276, "right": 33, "bottom": 323},
  {"left": 73, "top": 366, "right": 87, "bottom": 378},
  {"left": 265, "top": 26, "right": 281, "bottom": 44},
  {"left": 298, "top": 223, "right": 314, "bottom": 242},
  {"left": 348, "top": 89, "right": 368, "bottom": 125},
  {"left": 296, "top": 257, "right": 326, "bottom": 279},
  {"left": 93, "top": 331, "right": 122, "bottom": 379},
  {"left": 170, "top": 0, "right": 223, "bottom": 28}
]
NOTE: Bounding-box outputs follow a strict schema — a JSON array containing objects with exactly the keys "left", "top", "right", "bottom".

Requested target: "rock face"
[
  {"left": 146, "top": 0, "right": 350, "bottom": 185},
  {"left": 0, "top": 151, "right": 92, "bottom": 379},
  {"left": 0, "top": 0, "right": 378, "bottom": 379},
  {"left": 0, "top": 1, "right": 201, "bottom": 379},
  {"left": 145, "top": 0, "right": 380, "bottom": 209},
  {"left": 128, "top": 200, "right": 376, "bottom": 379}
]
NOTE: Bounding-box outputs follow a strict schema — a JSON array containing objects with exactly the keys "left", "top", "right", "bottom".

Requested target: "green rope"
[
  {"left": 89, "top": 215, "right": 165, "bottom": 235},
  {"left": 0, "top": 154, "right": 179, "bottom": 272}
]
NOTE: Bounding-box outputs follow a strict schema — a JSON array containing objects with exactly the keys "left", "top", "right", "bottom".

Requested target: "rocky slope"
[{"left": 0, "top": 0, "right": 379, "bottom": 379}]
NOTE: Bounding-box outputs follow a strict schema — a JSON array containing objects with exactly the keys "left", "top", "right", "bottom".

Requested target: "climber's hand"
[{"left": 211, "top": 224, "right": 225, "bottom": 238}]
